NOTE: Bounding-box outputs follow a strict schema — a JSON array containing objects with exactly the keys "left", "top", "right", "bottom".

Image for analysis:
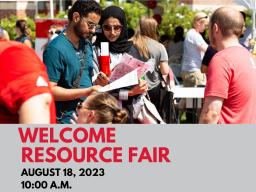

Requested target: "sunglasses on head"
[
  {"left": 48, "top": 30, "right": 61, "bottom": 35},
  {"left": 102, "top": 25, "right": 123, "bottom": 32},
  {"left": 197, "top": 16, "right": 208, "bottom": 21}
]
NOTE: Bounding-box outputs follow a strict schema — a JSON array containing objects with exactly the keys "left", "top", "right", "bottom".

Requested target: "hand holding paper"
[
  {"left": 99, "top": 69, "right": 139, "bottom": 92},
  {"left": 129, "top": 79, "right": 148, "bottom": 96},
  {"left": 94, "top": 72, "right": 109, "bottom": 86},
  {"left": 99, "top": 54, "right": 153, "bottom": 92}
]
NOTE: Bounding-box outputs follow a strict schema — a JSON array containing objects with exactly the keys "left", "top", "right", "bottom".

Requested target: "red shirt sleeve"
[
  {"left": 205, "top": 53, "right": 233, "bottom": 99},
  {"left": 0, "top": 44, "right": 53, "bottom": 113}
]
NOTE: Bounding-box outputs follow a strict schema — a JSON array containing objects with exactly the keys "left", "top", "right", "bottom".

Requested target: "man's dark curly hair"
[{"left": 68, "top": 0, "right": 101, "bottom": 21}]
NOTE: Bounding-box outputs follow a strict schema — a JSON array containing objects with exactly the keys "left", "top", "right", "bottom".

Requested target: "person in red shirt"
[
  {"left": 0, "top": 40, "right": 56, "bottom": 123},
  {"left": 199, "top": 7, "right": 256, "bottom": 124}
]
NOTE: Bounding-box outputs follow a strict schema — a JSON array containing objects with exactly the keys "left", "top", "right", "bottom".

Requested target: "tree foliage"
[
  {"left": 0, "top": 15, "right": 35, "bottom": 42},
  {"left": 158, "top": 0, "right": 195, "bottom": 38},
  {"left": 0, "top": 0, "right": 200, "bottom": 42},
  {"left": 105, "top": 0, "right": 196, "bottom": 40},
  {"left": 114, "top": 1, "right": 148, "bottom": 30}
]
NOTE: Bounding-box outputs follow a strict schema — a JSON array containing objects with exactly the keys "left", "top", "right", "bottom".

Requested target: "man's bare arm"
[
  {"left": 50, "top": 82, "right": 99, "bottom": 101},
  {"left": 18, "top": 93, "right": 52, "bottom": 123},
  {"left": 199, "top": 96, "right": 223, "bottom": 124}
]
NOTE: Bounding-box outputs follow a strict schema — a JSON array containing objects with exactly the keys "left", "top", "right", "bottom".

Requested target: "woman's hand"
[
  {"left": 94, "top": 72, "right": 109, "bottom": 86},
  {"left": 128, "top": 80, "right": 148, "bottom": 96}
]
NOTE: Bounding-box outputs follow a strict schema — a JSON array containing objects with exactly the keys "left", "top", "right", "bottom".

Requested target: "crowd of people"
[{"left": 1, "top": 0, "right": 256, "bottom": 124}]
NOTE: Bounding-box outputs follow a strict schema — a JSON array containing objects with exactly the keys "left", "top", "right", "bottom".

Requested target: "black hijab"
[{"left": 94, "top": 6, "right": 133, "bottom": 54}]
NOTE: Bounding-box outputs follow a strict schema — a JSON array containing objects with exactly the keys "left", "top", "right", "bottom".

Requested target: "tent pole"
[{"left": 50, "top": 0, "right": 54, "bottom": 19}]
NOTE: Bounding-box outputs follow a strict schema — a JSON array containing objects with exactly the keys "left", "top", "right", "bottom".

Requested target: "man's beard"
[{"left": 73, "top": 22, "right": 89, "bottom": 40}]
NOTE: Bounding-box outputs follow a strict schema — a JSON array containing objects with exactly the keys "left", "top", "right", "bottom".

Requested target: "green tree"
[
  {"left": 100, "top": 0, "right": 148, "bottom": 30},
  {"left": 116, "top": 1, "right": 148, "bottom": 30},
  {"left": 158, "top": 0, "right": 195, "bottom": 38},
  {"left": 100, "top": 0, "right": 196, "bottom": 39},
  {"left": 0, "top": 16, "right": 35, "bottom": 43}
]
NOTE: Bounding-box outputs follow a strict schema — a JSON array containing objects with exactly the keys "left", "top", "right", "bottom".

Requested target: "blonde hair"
[
  {"left": 87, "top": 93, "right": 128, "bottom": 124},
  {"left": 131, "top": 17, "right": 158, "bottom": 59},
  {"left": 193, "top": 12, "right": 208, "bottom": 27}
]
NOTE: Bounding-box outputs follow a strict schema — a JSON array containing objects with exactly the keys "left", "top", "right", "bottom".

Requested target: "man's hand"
[{"left": 86, "top": 85, "right": 101, "bottom": 96}]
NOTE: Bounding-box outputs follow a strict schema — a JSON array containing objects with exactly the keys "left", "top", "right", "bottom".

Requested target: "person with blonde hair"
[
  {"left": 72, "top": 92, "right": 128, "bottom": 124},
  {"left": 181, "top": 12, "right": 208, "bottom": 87},
  {"left": 41, "top": 24, "right": 64, "bottom": 51},
  {"left": 130, "top": 16, "right": 170, "bottom": 111}
]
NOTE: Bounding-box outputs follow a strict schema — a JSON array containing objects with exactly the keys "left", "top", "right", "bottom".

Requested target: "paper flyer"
[
  {"left": 110, "top": 54, "right": 151, "bottom": 82},
  {"left": 99, "top": 69, "right": 139, "bottom": 92},
  {"left": 1, "top": 125, "right": 256, "bottom": 192}
]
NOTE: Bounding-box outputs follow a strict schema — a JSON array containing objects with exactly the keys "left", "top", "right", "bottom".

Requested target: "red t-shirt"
[
  {"left": 0, "top": 40, "right": 56, "bottom": 123},
  {"left": 205, "top": 46, "right": 256, "bottom": 124}
]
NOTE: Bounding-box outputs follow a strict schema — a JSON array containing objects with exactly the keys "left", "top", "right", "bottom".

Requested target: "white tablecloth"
[{"left": 172, "top": 86, "right": 205, "bottom": 108}]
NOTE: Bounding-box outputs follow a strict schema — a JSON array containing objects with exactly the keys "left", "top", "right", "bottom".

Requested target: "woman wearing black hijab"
[
  {"left": 93, "top": 6, "right": 148, "bottom": 123},
  {"left": 93, "top": 5, "right": 135, "bottom": 74},
  {"left": 94, "top": 6, "right": 132, "bottom": 55}
]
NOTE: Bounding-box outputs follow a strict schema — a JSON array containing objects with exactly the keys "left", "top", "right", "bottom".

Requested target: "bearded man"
[{"left": 43, "top": 0, "right": 101, "bottom": 123}]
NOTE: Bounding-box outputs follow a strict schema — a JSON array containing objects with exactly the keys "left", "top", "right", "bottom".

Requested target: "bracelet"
[{"left": 119, "top": 89, "right": 129, "bottom": 100}]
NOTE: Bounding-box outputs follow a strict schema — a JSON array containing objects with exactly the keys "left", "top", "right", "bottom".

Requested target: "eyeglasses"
[
  {"left": 76, "top": 101, "right": 92, "bottom": 110},
  {"left": 83, "top": 18, "right": 100, "bottom": 30},
  {"left": 102, "top": 25, "right": 123, "bottom": 32}
]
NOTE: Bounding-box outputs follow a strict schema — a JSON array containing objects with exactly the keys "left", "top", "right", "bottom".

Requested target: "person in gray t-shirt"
[
  {"left": 130, "top": 17, "right": 169, "bottom": 90},
  {"left": 130, "top": 17, "right": 171, "bottom": 116}
]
